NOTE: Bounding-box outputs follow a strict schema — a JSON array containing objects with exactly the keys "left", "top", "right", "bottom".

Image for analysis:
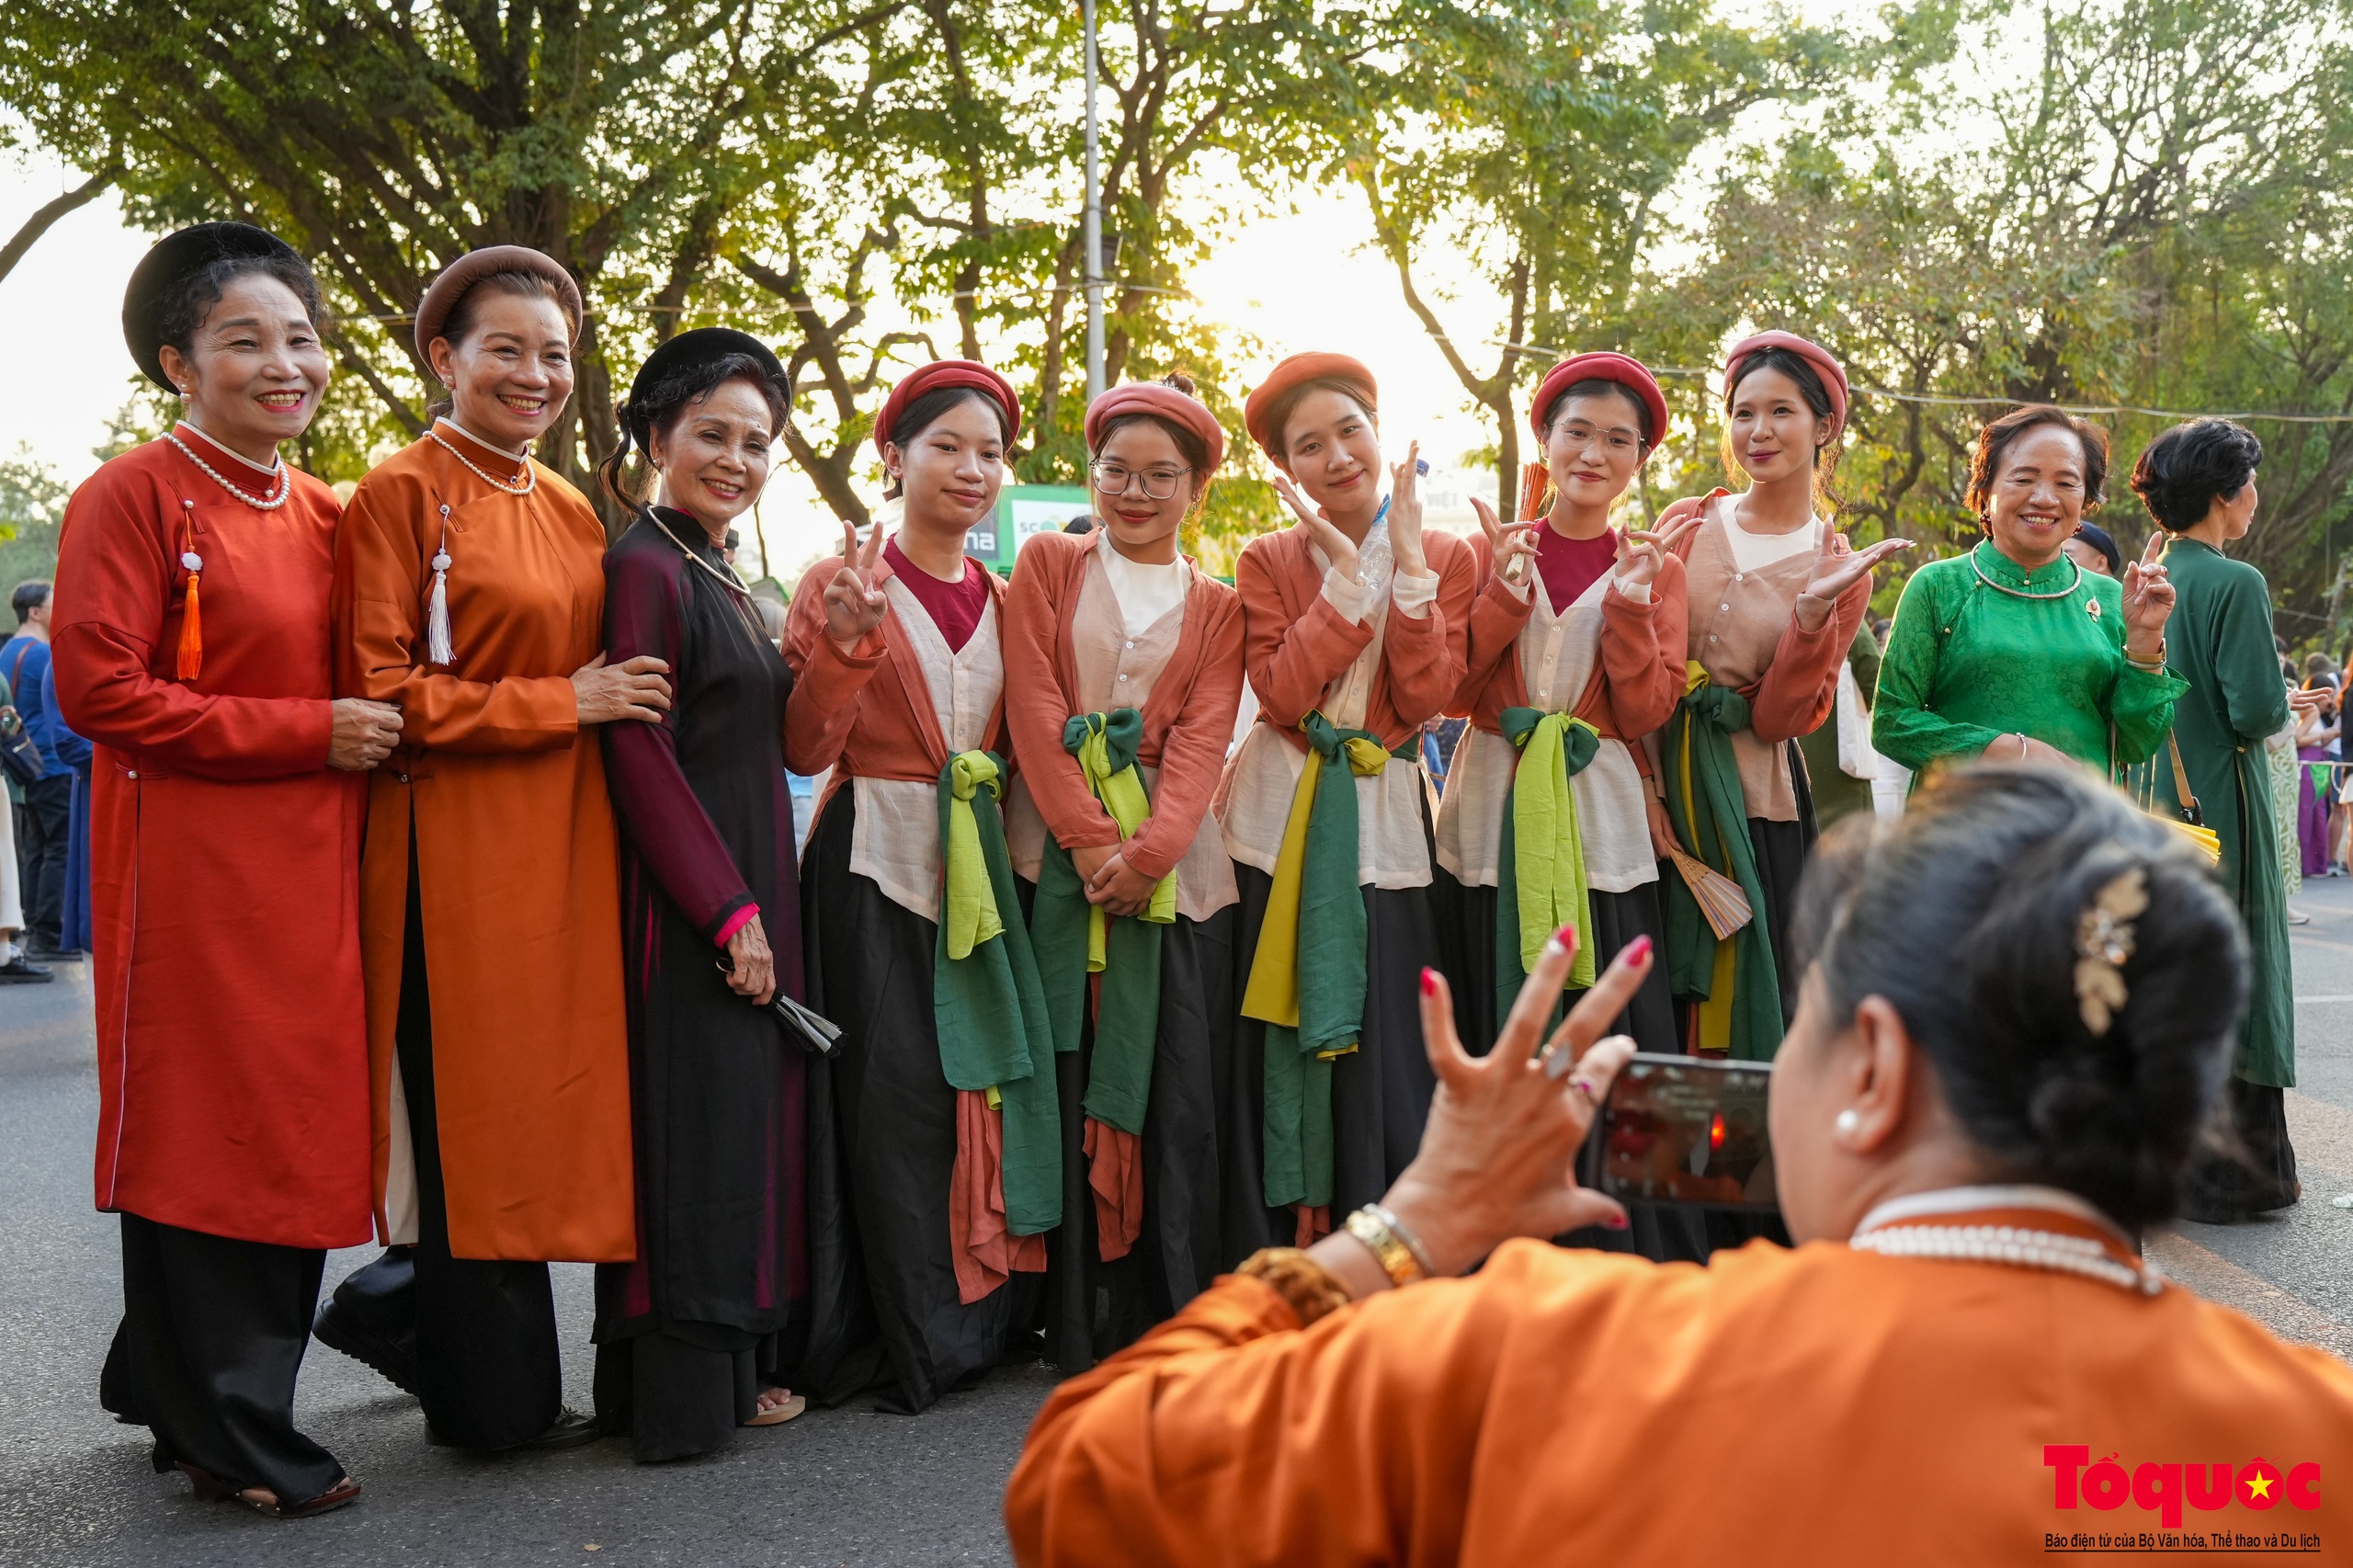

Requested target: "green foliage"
[
  {"left": 1633, "top": 0, "right": 2353, "bottom": 625},
  {"left": 0, "top": 447, "right": 69, "bottom": 601}
]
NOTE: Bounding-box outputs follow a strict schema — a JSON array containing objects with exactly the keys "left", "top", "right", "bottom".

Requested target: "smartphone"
[{"left": 1582, "top": 1052, "right": 1778, "bottom": 1211}]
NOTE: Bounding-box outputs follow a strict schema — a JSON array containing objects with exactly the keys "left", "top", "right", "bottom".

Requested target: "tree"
[
  {"left": 0, "top": 447, "right": 70, "bottom": 597},
  {"left": 1640, "top": 0, "right": 2353, "bottom": 622},
  {"left": 0, "top": 1, "right": 922, "bottom": 521},
  {"left": 1347, "top": 0, "right": 1842, "bottom": 518}
]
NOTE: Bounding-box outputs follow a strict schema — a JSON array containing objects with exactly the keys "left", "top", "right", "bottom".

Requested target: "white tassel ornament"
[{"left": 426, "top": 504, "right": 456, "bottom": 665}]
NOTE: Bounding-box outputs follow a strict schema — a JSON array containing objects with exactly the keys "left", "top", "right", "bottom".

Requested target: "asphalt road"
[{"left": 4, "top": 881, "right": 2351, "bottom": 1567}]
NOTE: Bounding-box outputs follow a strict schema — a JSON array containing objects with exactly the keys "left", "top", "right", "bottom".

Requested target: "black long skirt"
[
  {"left": 1428, "top": 872, "right": 1678, "bottom": 1057},
  {"left": 101, "top": 1214, "right": 343, "bottom": 1505},
  {"left": 1040, "top": 906, "right": 1239, "bottom": 1373},
  {"left": 1222, "top": 863, "right": 1441, "bottom": 1258},
  {"left": 320, "top": 845, "right": 564, "bottom": 1449},
  {"left": 2179, "top": 1077, "right": 2302, "bottom": 1222},
  {"left": 799, "top": 791, "right": 1036, "bottom": 1414}
]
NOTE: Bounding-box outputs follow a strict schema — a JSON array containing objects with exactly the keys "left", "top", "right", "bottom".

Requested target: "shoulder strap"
[
  {"left": 9, "top": 642, "right": 30, "bottom": 700},
  {"left": 2167, "top": 729, "right": 2200, "bottom": 815}
]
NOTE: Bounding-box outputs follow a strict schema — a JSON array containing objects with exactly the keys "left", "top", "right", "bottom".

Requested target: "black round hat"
[
  {"left": 626, "top": 326, "right": 787, "bottom": 404},
  {"left": 121, "top": 222, "right": 305, "bottom": 391}
]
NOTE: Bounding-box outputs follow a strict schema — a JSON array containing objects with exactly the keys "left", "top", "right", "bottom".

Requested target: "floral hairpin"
[{"left": 2074, "top": 867, "right": 2147, "bottom": 1037}]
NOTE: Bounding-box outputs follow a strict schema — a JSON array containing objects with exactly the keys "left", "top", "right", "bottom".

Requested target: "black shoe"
[
  {"left": 0, "top": 956, "right": 51, "bottom": 983},
  {"left": 312, "top": 1293, "right": 419, "bottom": 1396},
  {"left": 428, "top": 1405, "right": 606, "bottom": 1452},
  {"left": 24, "top": 945, "right": 80, "bottom": 962}
]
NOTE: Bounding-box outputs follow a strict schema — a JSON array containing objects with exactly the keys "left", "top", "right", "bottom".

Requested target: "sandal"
[
  {"left": 745, "top": 1391, "right": 806, "bottom": 1427},
  {"left": 243, "top": 1476, "right": 362, "bottom": 1519}
]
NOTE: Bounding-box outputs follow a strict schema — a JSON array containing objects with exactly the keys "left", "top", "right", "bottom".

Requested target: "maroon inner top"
[
  {"left": 885, "top": 537, "right": 989, "bottom": 653},
  {"left": 1536, "top": 525, "right": 1618, "bottom": 615}
]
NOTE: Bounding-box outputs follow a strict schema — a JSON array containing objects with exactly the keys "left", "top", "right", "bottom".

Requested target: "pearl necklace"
[
  {"left": 165, "top": 429, "right": 290, "bottom": 511},
  {"left": 1970, "top": 542, "right": 2082, "bottom": 601},
  {"left": 428, "top": 423, "right": 535, "bottom": 495},
  {"left": 1850, "top": 1184, "right": 2161, "bottom": 1296}
]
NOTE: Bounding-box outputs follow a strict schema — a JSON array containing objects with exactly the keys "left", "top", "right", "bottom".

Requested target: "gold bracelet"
[
  {"left": 1235, "top": 1247, "right": 1353, "bottom": 1327},
  {"left": 1343, "top": 1204, "right": 1435, "bottom": 1288}
]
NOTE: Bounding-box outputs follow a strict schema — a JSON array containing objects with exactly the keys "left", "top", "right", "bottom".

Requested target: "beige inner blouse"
[
  {"left": 1681, "top": 503, "right": 1820, "bottom": 824},
  {"left": 1217, "top": 518, "right": 1438, "bottom": 890},
  {"left": 1435, "top": 563, "right": 1657, "bottom": 892},
  {"left": 1006, "top": 550, "right": 1238, "bottom": 919},
  {"left": 851, "top": 573, "right": 1006, "bottom": 924}
]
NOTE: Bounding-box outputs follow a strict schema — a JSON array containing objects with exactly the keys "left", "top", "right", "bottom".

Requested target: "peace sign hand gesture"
[
  {"left": 1275, "top": 473, "right": 1360, "bottom": 585},
  {"left": 1470, "top": 494, "right": 1539, "bottom": 588},
  {"left": 823, "top": 518, "right": 889, "bottom": 653},
  {"left": 1794, "top": 528, "right": 1912, "bottom": 632},
  {"left": 1616, "top": 509, "right": 1703, "bottom": 591},
  {"left": 2120, "top": 530, "right": 2175, "bottom": 661}
]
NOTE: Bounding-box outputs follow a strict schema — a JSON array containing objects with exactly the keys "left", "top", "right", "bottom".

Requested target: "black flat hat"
[
  {"left": 628, "top": 326, "right": 786, "bottom": 403},
  {"left": 122, "top": 222, "right": 304, "bottom": 391}
]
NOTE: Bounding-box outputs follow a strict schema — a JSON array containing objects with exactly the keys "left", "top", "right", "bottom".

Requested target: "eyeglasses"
[
  {"left": 1090, "top": 459, "right": 1194, "bottom": 500},
  {"left": 1549, "top": 423, "right": 1643, "bottom": 458}
]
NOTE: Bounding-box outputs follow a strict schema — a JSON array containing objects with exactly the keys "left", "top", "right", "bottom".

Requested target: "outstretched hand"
[
  {"left": 823, "top": 518, "right": 889, "bottom": 652},
  {"left": 1794, "top": 528, "right": 1912, "bottom": 631},
  {"left": 1313, "top": 928, "right": 1653, "bottom": 1286}
]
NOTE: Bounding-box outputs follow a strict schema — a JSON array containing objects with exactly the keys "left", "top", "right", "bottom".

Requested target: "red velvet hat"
[
  {"left": 873, "top": 358, "right": 1023, "bottom": 457},
  {"left": 1086, "top": 381, "right": 1227, "bottom": 479},
  {"left": 413, "top": 245, "right": 584, "bottom": 359},
  {"left": 1723, "top": 331, "right": 1848, "bottom": 440},
  {"left": 1242, "top": 351, "right": 1377, "bottom": 462},
  {"left": 1528, "top": 352, "right": 1668, "bottom": 459}
]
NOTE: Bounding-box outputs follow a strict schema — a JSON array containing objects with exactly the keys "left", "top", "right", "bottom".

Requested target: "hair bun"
[{"left": 1158, "top": 371, "right": 1197, "bottom": 396}]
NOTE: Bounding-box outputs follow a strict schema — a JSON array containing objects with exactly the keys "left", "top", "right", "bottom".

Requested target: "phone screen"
[{"left": 1586, "top": 1052, "right": 1778, "bottom": 1211}]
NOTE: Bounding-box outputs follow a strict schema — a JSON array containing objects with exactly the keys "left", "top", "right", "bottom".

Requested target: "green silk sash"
[
  {"left": 1029, "top": 710, "right": 1174, "bottom": 1137},
  {"left": 933, "top": 750, "right": 1061, "bottom": 1233},
  {"left": 1241, "top": 710, "right": 1407, "bottom": 1209},
  {"left": 1494, "top": 707, "right": 1600, "bottom": 1022},
  {"left": 1661, "top": 662, "right": 1783, "bottom": 1060}
]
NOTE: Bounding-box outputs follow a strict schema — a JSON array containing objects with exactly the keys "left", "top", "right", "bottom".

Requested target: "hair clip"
[{"left": 2073, "top": 867, "right": 2148, "bottom": 1037}]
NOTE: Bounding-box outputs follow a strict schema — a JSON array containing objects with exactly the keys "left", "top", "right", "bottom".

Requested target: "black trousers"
[
  {"left": 327, "top": 848, "right": 564, "bottom": 1449},
  {"left": 593, "top": 1330, "right": 761, "bottom": 1463},
  {"left": 101, "top": 1213, "right": 343, "bottom": 1504},
  {"left": 18, "top": 773, "right": 70, "bottom": 945}
]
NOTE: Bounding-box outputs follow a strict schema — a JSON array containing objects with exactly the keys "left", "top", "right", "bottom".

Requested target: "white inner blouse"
[
  {"left": 1217, "top": 517, "right": 1439, "bottom": 890},
  {"left": 849, "top": 574, "right": 1006, "bottom": 925},
  {"left": 1434, "top": 563, "right": 1658, "bottom": 893}
]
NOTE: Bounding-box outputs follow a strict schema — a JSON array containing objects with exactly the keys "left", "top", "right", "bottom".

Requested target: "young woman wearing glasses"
[{"left": 1001, "top": 373, "right": 1246, "bottom": 1369}]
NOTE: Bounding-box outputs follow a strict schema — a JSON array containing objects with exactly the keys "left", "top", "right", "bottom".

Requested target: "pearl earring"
[{"left": 1835, "top": 1109, "right": 1861, "bottom": 1137}]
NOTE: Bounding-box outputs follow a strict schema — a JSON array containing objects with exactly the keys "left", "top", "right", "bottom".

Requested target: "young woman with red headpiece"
[
  {"left": 1435, "top": 353, "right": 1687, "bottom": 1063},
  {"left": 1650, "top": 332, "right": 1909, "bottom": 1074},
  {"left": 1215, "top": 352, "right": 1476, "bottom": 1254},
  {"left": 1000, "top": 374, "right": 1246, "bottom": 1368},
  {"left": 782, "top": 358, "right": 1059, "bottom": 1413}
]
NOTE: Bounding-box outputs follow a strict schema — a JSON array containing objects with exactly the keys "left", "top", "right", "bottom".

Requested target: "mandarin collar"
[
  {"left": 1972, "top": 538, "right": 2081, "bottom": 596},
  {"left": 433, "top": 417, "right": 531, "bottom": 480}
]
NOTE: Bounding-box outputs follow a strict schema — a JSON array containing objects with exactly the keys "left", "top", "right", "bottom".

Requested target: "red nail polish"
[
  {"left": 1420, "top": 967, "right": 1438, "bottom": 996},
  {"left": 1554, "top": 923, "right": 1577, "bottom": 949},
  {"left": 1627, "top": 935, "right": 1653, "bottom": 964},
  {"left": 1606, "top": 1213, "right": 1630, "bottom": 1230}
]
